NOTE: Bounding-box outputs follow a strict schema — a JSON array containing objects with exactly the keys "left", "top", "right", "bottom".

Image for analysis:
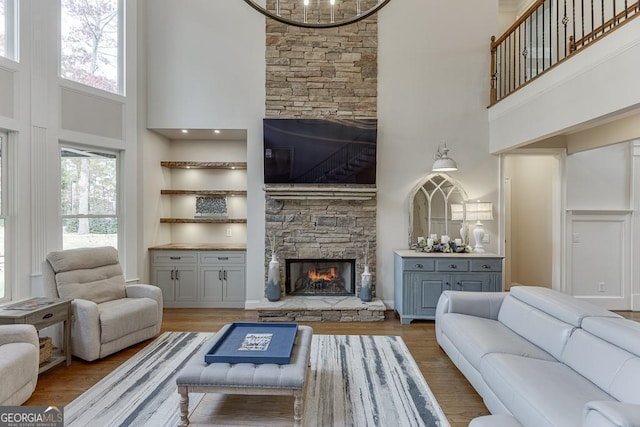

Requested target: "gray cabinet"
[
  {"left": 151, "top": 249, "right": 246, "bottom": 308},
  {"left": 200, "top": 252, "right": 246, "bottom": 305},
  {"left": 394, "top": 251, "right": 503, "bottom": 324}
]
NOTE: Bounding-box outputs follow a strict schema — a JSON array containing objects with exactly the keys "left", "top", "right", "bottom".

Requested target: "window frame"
[
  {"left": 0, "top": 132, "right": 9, "bottom": 302},
  {"left": 60, "top": 144, "right": 122, "bottom": 251},
  {"left": 58, "top": 0, "right": 125, "bottom": 95},
  {"left": 1, "top": 0, "right": 19, "bottom": 61}
]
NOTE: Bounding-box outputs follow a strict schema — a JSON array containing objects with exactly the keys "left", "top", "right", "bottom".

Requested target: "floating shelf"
[
  {"left": 160, "top": 218, "right": 247, "bottom": 224},
  {"left": 161, "top": 161, "right": 247, "bottom": 170},
  {"left": 161, "top": 190, "right": 247, "bottom": 196}
]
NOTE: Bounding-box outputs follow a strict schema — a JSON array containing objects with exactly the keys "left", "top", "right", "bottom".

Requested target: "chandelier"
[{"left": 243, "top": 0, "right": 392, "bottom": 28}]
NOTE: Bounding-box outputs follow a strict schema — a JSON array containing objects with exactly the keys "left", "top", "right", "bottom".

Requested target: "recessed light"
[
  {"left": 231, "top": 166, "right": 236, "bottom": 170},
  {"left": 181, "top": 129, "right": 188, "bottom": 134},
  {"left": 214, "top": 130, "right": 221, "bottom": 134}
]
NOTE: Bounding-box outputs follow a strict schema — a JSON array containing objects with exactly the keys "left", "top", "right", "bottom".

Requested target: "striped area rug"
[{"left": 65, "top": 332, "right": 449, "bottom": 426}]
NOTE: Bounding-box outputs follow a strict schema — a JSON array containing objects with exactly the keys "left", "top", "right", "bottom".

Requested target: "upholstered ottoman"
[{"left": 176, "top": 324, "right": 313, "bottom": 426}]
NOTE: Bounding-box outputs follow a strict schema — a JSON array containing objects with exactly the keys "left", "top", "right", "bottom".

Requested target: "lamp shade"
[
  {"left": 432, "top": 157, "right": 458, "bottom": 172},
  {"left": 432, "top": 143, "right": 458, "bottom": 172},
  {"left": 465, "top": 201, "right": 493, "bottom": 222},
  {"left": 450, "top": 204, "right": 464, "bottom": 221}
]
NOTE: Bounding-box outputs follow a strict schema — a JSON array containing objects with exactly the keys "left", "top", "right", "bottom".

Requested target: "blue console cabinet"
[{"left": 393, "top": 250, "right": 503, "bottom": 324}]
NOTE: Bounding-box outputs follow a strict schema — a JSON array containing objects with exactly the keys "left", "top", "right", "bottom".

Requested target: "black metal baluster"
[
  {"left": 591, "top": 0, "right": 594, "bottom": 43},
  {"left": 540, "top": 3, "right": 546, "bottom": 71},
  {"left": 581, "top": 0, "right": 585, "bottom": 47},
  {"left": 518, "top": 25, "right": 522, "bottom": 86},
  {"left": 564, "top": 0, "right": 568, "bottom": 57},
  {"left": 601, "top": 0, "right": 605, "bottom": 34},
  {"left": 556, "top": 0, "right": 560, "bottom": 62},
  {"left": 549, "top": 0, "right": 552, "bottom": 68},
  {"left": 511, "top": 34, "right": 515, "bottom": 92}
]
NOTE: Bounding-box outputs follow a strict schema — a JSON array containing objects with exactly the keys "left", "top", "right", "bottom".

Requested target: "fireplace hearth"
[{"left": 286, "top": 259, "right": 355, "bottom": 296}]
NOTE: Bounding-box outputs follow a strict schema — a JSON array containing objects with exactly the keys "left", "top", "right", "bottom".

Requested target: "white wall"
[
  {"left": 567, "top": 142, "right": 630, "bottom": 210},
  {"left": 144, "top": 0, "right": 265, "bottom": 304},
  {"left": 377, "top": 0, "right": 500, "bottom": 305},
  {"left": 504, "top": 155, "right": 556, "bottom": 289},
  {"left": 565, "top": 142, "right": 633, "bottom": 309}
]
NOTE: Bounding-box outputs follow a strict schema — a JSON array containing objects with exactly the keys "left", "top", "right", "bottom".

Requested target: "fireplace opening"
[{"left": 286, "top": 259, "right": 356, "bottom": 296}]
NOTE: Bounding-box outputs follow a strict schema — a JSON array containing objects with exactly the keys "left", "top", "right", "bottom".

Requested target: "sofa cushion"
[
  {"left": 46, "top": 246, "right": 120, "bottom": 272},
  {"left": 498, "top": 295, "right": 574, "bottom": 360},
  {"left": 0, "top": 343, "right": 39, "bottom": 405},
  {"left": 48, "top": 246, "right": 126, "bottom": 304},
  {"left": 562, "top": 327, "right": 640, "bottom": 404},
  {"left": 510, "top": 286, "right": 621, "bottom": 327},
  {"left": 481, "top": 353, "right": 614, "bottom": 427},
  {"left": 581, "top": 317, "right": 640, "bottom": 357},
  {"left": 439, "top": 313, "right": 556, "bottom": 371},
  {"left": 98, "top": 298, "right": 159, "bottom": 343}
]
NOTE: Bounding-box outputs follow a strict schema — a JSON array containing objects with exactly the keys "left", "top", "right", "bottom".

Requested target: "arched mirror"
[{"left": 409, "top": 173, "right": 468, "bottom": 245}]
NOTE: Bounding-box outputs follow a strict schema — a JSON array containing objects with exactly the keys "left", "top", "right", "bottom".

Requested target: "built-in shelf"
[
  {"left": 160, "top": 218, "right": 247, "bottom": 224},
  {"left": 161, "top": 161, "right": 247, "bottom": 169},
  {"left": 161, "top": 190, "right": 247, "bottom": 196}
]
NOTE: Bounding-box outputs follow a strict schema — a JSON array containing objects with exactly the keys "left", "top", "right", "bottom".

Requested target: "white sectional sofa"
[{"left": 435, "top": 286, "right": 640, "bottom": 427}]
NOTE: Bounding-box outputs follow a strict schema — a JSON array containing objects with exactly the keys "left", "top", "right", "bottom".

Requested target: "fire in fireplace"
[{"left": 286, "top": 259, "right": 356, "bottom": 296}]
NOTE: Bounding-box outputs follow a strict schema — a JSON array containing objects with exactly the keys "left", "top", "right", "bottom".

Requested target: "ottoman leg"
[
  {"left": 178, "top": 386, "right": 190, "bottom": 426},
  {"left": 293, "top": 389, "right": 304, "bottom": 427}
]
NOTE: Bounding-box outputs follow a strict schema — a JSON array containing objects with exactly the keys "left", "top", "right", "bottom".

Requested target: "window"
[
  {"left": 0, "top": 0, "right": 18, "bottom": 61},
  {"left": 61, "top": 147, "right": 119, "bottom": 250},
  {"left": 60, "top": 0, "right": 123, "bottom": 94},
  {"left": 0, "top": 134, "right": 6, "bottom": 300}
]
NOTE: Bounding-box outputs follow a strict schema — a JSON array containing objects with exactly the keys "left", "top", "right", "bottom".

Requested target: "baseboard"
[
  {"left": 632, "top": 294, "right": 640, "bottom": 311},
  {"left": 244, "top": 299, "right": 262, "bottom": 309}
]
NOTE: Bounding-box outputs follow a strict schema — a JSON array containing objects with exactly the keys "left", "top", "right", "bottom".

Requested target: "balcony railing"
[{"left": 490, "top": 0, "right": 640, "bottom": 105}]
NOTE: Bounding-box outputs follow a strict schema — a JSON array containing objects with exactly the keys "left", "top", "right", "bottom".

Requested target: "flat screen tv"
[{"left": 263, "top": 118, "right": 377, "bottom": 185}]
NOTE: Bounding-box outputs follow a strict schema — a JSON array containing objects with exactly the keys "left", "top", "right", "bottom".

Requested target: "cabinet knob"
[
  {"left": 449, "top": 264, "right": 458, "bottom": 269},
  {"left": 415, "top": 263, "right": 423, "bottom": 269},
  {"left": 482, "top": 264, "right": 491, "bottom": 269}
]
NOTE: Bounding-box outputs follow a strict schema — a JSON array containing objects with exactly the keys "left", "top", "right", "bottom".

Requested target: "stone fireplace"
[
  {"left": 264, "top": 188, "right": 376, "bottom": 299},
  {"left": 287, "top": 258, "right": 356, "bottom": 296}
]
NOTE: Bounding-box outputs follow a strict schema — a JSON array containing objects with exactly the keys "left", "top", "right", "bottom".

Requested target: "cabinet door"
[
  {"left": 223, "top": 266, "right": 246, "bottom": 302},
  {"left": 153, "top": 266, "right": 176, "bottom": 302},
  {"left": 452, "top": 274, "right": 488, "bottom": 292},
  {"left": 406, "top": 272, "right": 450, "bottom": 317},
  {"left": 201, "top": 266, "right": 224, "bottom": 302},
  {"left": 175, "top": 267, "right": 198, "bottom": 301}
]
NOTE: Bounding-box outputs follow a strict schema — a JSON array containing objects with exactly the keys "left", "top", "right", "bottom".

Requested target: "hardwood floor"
[{"left": 26, "top": 309, "right": 639, "bottom": 426}]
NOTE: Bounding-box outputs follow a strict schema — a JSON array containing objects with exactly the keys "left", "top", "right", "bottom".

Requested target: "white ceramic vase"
[
  {"left": 266, "top": 253, "right": 281, "bottom": 302},
  {"left": 360, "top": 265, "right": 372, "bottom": 302}
]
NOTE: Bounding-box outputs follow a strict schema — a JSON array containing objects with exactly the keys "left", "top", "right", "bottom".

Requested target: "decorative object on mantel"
[
  {"left": 242, "top": 0, "right": 392, "bottom": 29},
  {"left": 413, "top": 237, "right": 471, "bottom": 254},
  {"left": 195, "top": 196, "right": 227, "bottom": 218},
  {"left": 266, "top": 236, "right": 282, "bottom": 302},
  {"left": 360, "top": 241, "right": 372, "bottom": 302},
  {"left": 432, "top": 142, "right": 458, "bottom": 172},
  {"left": 466, "top": 200, "right": 494, "bottom": 253}
]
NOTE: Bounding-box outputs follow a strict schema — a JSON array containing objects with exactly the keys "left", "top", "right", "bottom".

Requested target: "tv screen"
[{"left": 263, "top": 118, "right": 377, "bottom": 185}]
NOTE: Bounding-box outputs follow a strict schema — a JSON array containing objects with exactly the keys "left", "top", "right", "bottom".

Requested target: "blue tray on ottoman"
[{"left": 204, "top": 322, "right": 299, "bottom": 364}]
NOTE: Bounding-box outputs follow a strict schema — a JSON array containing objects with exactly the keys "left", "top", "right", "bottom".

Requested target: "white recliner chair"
[
  {"left": 42, "top": 246, "right": 163, "bottom": 361},
  {"left": 0, "top": 324, "right": 39, "bottom": 405}
]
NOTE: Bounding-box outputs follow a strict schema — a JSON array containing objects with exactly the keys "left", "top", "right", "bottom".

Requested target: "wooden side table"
[{"left": 0, "top": 297, "right": 72, "bottom": 373}]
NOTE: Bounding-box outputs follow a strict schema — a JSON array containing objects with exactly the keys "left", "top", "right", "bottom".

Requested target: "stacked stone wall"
[{"left": 263, "top": 4, "right": 379, "bottom": 299}]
